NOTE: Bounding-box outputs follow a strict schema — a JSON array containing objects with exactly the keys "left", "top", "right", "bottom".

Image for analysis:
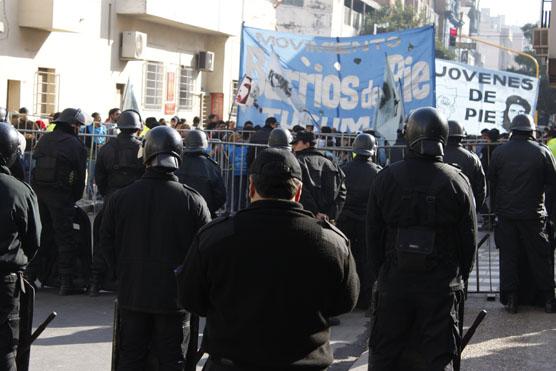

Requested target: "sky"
[{"left": 479, "top": 0, "right": 542, "bottom": 27}]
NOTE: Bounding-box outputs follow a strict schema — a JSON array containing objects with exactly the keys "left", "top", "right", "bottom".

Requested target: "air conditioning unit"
[
  {"left": 121, "top": 31, "right": 147, "bottom": 60},
  {"left": 198, "top": 51, "right": 215, "bottom": 72}
]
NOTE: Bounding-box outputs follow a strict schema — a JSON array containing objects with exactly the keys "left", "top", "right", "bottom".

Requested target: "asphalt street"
[
  {"left": 27, "top": 288, "right": 556, "bottom": 370},
  {"left": 28, "top": 289, "right": 368, "bottom": 370}
]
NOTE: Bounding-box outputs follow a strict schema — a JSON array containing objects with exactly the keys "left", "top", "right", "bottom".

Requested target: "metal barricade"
[{"left": 15, "top": 125, "right": 548, "bottom": 295}]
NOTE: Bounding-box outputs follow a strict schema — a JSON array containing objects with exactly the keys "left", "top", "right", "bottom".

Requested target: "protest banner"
[
  {"left": 237, "top": 25, "right": 436, "bottom": 139},
  {"left": 436, "top": 59, "right": 539, "bottom": 135}
]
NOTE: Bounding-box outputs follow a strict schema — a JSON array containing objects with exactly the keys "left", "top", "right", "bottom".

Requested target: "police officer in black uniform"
[
  {"left": 337, "top": 133, "right": 381, "bottom": 310},
  {"left": 176, "top": 130, "right": 226, "bottom": 217},
  {"left": 488, "top": 114, "right": 556, "bottom": 313},
  {"left": 0, "top": 107, "right": 26, "bottom": 182},
  {"left": 177, "top": 148, "right": 359, "bottom": 370},
  {"left": 292, "top": 131, "right": 346, "bottom": 221},
  {"left": 366, "top": 107, "right": 477, "bottom": 370},
  {"left": 100, "top": 126, "right": 211, "bottom": 370},
  {"left": 444, "top": 120, "right": 487, "bottom": 209},
  {"left": 0, "top": 123, "right": 41, "bottom": 370},
  {"left": 89, "top": 110, "right": 145, "bottom": 296},
  {"left": 268, "top": 127, "right": 293, "bottom": 150},
  {"left": 246, "top": 116, "right": 278, "bottom": 168},
  {"left": 31, "top": 108, "right": 87, "bottom": 295}
]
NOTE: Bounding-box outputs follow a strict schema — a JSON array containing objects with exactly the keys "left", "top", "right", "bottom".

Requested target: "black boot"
[
  {"left": 506, "top": 293, "right": 518, "bottom": 314},
  {"left": 59, "top": 275, "right": 80, "bottom": 296},
  {"left": 88, "top": 276, "right": 102, "bottom": 297},
  {"left": 544, "top": 292, "right": 556, "bottom": 313}
]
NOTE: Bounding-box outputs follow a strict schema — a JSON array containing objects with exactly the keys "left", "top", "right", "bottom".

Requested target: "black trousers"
[
  {"left": 118, "top": 309, "right": 190, "bottom": 371},
  {"left": 337, "top": 214, "right": 372, "bottom": 309},
  {"left": 91, "top": 208, "right": 108, "bottom": 280},
  {"left": 495, "top": 217, "right": 555, "bottom": 296},
  {"left": 369, "top": 289, "right": 458, "bottom": 371},
  {"left": 0, "top": 274, "right": 19, "bottom": 371},
  {"left": 37, "top": 199, "right": 77, "bottom": 275}
]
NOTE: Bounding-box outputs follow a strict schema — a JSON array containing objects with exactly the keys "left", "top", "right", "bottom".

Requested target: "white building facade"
[{"left": 0, "top": 0, "right": 276, "bottom": 123}]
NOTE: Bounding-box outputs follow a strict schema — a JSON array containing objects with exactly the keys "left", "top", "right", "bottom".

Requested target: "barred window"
[
  {"left": 143, "top": 62, "right": 163, "bottom": 110},
  {"left": 179, "top": 67, "right": 194, "bottom": 111},
  {"left": 35, "top": 67, "right": 58, "bottom": 115}
]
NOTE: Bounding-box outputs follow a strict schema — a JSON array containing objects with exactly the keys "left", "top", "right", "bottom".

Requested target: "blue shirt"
[{"left": 83, "top": 124, "right": 107, "bottom": 145}]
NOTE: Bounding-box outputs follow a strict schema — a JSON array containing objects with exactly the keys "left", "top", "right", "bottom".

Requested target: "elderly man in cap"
[{"left": 178, "top": 148, "right": 359, "bottom": 371}]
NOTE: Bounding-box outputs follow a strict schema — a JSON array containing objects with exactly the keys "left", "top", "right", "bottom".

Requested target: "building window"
[
  {"left": 179, "top": 67, "right": 194, "bottom": 111},
  {"left": 35, "top": 67, "right": 58, "bottom": 116},
  {"left": 282, "top": 0, "right": 304, "bottom": 6},
  {"left": 143, "top": 62, "right": 163, "bottom": 110}
]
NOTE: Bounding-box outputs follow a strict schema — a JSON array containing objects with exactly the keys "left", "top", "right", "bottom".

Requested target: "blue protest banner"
[{"left": 237, "top": 25, "right": 436, "bottom": 138}]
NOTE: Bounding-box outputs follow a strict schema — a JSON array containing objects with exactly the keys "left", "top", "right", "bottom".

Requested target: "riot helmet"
[
  {"left": 509, "top": 114, "right": 535, "bottom": 133},
  {"left": 352, "top": 133, "right": 376, "bottom": 156},
  {"left": 448, "top": 120, "right": 465, "bottom": 138},
  {"left": 268, "top": 127, "right": 293, "bottom": 150},
  {"left": 143, "top": 126, "right": 183, "bottom": 170},
  {"left": 405, "top": 107, "right": 448, "bottom": 157},
  {"left": 0, "top": 107, "right": 7, "bottom": 122},
  {"left": 117, "top": 109, "right": 143, "bottom": 130},
  {"left": 184, "top": 130, "right": 208, "bottom": 153},
  {"left": 55, "top": 108, "right": 86, "bottom": 127},
  {"left": 0, "top": 123, "right": 20, "bottom": 167}
]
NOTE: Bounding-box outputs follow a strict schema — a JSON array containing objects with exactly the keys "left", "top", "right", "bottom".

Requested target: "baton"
[
  {"left": 462, "top": 310, "right": 487, "bottom": 350},
  {"left": 477, "top": 234, "right": 490, "bottom": 249},
  {"left": 18, "top": 312, "right": 57, "bottom": 354}
]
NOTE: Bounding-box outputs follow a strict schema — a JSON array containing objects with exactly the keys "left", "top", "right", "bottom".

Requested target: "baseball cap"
[{"left": 250, "top": 148, "right": 302, "bottom": 180}]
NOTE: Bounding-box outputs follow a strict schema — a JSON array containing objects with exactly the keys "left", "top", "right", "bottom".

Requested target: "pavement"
[
  {"left": 28, "top": 288, "right": 556, "bottom": 370},
  {"left": 28, "top": 289, "right": 369, "bottom": 370}
]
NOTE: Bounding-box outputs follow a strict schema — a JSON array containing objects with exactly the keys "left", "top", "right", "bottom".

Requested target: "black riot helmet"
[
  {"left": 405, "top": 107, "right": 448, "bottom": 157},
  {"left": 55, "top": 108, "right": 87, "bottom": 127},
  {"left": 117, "top": 109, "right": 143, "bottom": 130},
  {"left": 0, "top": 107, "right": 7, "bottom": 122},
  {"left": 143, "top": 126, "right": 183, "bottom": 170},
  {"left": 509, "top": 114, "right": 535, "bottom": 133},
  {"left": 268, "top": 127, "right": 293, "bottom": 150},
  {"left": 0, "top": 123, "right": 20, "bottom": 167},
  {"left": 352, "top": 133, "right": 376, "bottom": 156},
  {"left": 184, "top": 130, "right": 208, "bottom": 153},
  {"left": 448, "top": 120, "right": 465, "bottom": 138}
]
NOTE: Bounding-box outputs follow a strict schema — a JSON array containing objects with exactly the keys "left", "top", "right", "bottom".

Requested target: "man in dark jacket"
[
  {"left": 31, "top": 108, "right": 87, "bottom": 295},
  {"left": 246, "top": 116, "right": 278, "bottom": 168},
  {"left": 444, "top": 120, "right": 487, "bottom": 209},
  {"left": 367, "top": 107, "right": 477, "bottom": 370},
  {"left": 488, "top": 114, "right": 556, "bottom": 313},
  {"left": 0, "top": 123, "right": 41, "bottom": 370},
  {"left": 177, "top": 148, "right": 359, "bottom": 370},
  {"left": 101, "top": 126, "right": 211, "bottom": 370},
  {"left": 176, "top": 130, "right": 226, "bottom": 217},
  {"left": 337, "top": 133, "right": 381, "bottom": 309},
  {"left": 293, "top": 131, "right": 346, "bottom": 220},
  {"left": 89, "top": 110, "right": 145, "bottom": 296}
]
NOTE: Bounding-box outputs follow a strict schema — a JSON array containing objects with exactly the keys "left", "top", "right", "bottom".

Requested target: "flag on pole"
[
  {"left": 374, "top": 55, "right": 404, "bottom": 141},
  {"left": 122, "top": 78, "right": 140, "bottom": 112}
]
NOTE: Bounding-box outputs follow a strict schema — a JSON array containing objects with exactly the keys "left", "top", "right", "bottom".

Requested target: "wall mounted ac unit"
[
  {"left": 198, "top": 51, "right": 215, "bottom": 72},
  {"left": 121, "top": 31, "right": 147, "bottom": 60}
]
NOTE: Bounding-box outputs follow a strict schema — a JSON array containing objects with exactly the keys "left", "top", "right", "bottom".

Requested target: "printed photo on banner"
[
  {"left": 435, "top": 59, "right": 539, "bottom": 135},
  {"left": 237, "top": 25, "right": 436, "bottom": 139}
]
